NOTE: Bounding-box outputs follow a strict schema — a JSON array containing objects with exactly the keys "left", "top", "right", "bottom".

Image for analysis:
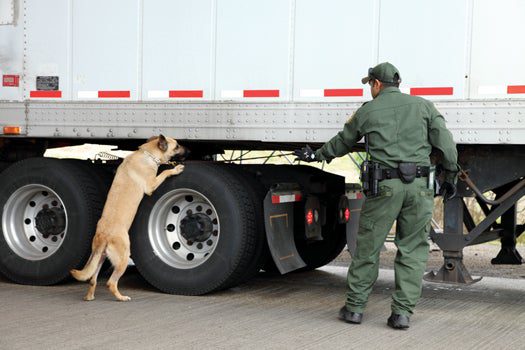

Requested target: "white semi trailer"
[{"left": 0, "top": 0, "right": 524, "bottom": 294}]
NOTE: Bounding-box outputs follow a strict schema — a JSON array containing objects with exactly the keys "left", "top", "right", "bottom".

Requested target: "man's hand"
[
  {"left": 439, "top": 181, "right": 457, "bottom": 201},
  {"left": 294, "top": 145, "right": 317, "bottom": 162}
]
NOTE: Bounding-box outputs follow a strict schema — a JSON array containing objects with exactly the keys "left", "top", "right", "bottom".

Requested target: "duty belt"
[{"left": 381, "top": 166, "right": 430, "bottom": 180}]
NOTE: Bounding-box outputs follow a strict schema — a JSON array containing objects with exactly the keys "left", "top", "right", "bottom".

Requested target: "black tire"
[
  {"left": 217, "top": 164, "right": 268, "bottom": 287},
  {"left": 0, "top": 158, "right": 104, "bottom": 285},
  {"left": 131, "top": 162, "right": 259, "bottom": 295}
]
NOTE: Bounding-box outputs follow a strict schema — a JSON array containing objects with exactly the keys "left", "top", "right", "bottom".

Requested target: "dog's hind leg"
[
  {"left": 84, "top": 253, "right": 106, "bottom": 301},
  {"left": 106, "top": 240, "right": 131, "bottom": 301}
]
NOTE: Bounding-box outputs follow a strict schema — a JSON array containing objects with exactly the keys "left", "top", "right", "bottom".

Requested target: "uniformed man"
[{"left": 294, "top": 62, "right": 458, "bottom": 329}]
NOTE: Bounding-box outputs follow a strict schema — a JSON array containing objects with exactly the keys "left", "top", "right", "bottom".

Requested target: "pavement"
[{"left": 1, "top": 262, "right": 525, "bottom": 350}]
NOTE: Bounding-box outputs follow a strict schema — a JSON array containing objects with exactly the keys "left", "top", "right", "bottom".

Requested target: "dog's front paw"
[
  {"left": 172, "top": 164, "right": 185, "bottom": 175},
  {"left": 117, "top": 295, "right": 131, "bottom": 302}
]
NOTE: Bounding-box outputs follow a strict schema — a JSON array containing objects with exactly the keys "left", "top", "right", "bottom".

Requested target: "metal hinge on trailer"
[
  {"left": 263, "top": 183, "right": 306, "bottom": 274},
  {"left": 345, "top": 183, "right": 365, "bottom": 257}
]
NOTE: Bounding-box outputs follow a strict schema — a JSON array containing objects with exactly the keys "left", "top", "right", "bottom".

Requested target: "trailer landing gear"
[{"left": 424, "top": 251, "right": 481, "bottom": 284}]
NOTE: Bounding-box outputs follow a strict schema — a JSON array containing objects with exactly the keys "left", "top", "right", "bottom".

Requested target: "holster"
[{"left": 397, "top": 162, "right": 417, "bottom": 183}]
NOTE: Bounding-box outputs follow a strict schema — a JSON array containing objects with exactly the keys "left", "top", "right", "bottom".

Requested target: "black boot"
[
  {"left": 338, "top": 306, "right": 363, "bottom": 324},
  {"left": 387, "top": 313, "right": 410, "bottom": 329}
]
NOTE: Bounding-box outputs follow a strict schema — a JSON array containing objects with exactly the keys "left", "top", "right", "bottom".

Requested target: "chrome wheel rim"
[
  {"left": 148, "top": 188, "right": 220, "bottom": 269},
  {"left": 3, "top": 185, "right": 68, "bottom": 260}
]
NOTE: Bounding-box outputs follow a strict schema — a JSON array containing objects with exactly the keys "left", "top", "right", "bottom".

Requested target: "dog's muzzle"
[{"left": 172, "top": 147, "right": 190, "bottom": 163}]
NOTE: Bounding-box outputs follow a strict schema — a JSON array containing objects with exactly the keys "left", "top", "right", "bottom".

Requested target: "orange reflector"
[{"left": 3, "top": 126, "right": 21, "bottom": 135}]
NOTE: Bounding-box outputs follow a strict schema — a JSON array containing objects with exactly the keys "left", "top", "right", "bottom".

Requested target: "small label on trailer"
[
  {"left": 2, "top": 75, "right": 19, "bottom": 87},
  {"left": 36, "top": 76, "right": 59, "bottom": 91}
]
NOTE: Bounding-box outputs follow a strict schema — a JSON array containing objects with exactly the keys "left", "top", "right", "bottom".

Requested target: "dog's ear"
[{"left": 158, "top": 134, "right": 168, "bottom": 152}]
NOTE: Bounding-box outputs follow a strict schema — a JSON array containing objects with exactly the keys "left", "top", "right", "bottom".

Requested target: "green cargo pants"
[{"left": 345, "top": 178, "right": 434, "bottom": 316}]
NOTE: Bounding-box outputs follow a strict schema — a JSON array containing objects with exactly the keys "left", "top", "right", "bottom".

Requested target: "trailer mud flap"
[
  {"left": 345, "top": 184, "right": 365, "bottom": 257},
  {"left": 264, "top": 188, "right": 306, "bottom": 274}
]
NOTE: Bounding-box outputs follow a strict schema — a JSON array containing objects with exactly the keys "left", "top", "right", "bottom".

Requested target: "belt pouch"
[{"left": 397, "top": 163, "right": 417, "bottom": 183}]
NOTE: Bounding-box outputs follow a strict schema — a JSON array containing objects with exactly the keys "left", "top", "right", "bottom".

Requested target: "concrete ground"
[{"left": 1, "top": 255, "right": 525, "bottom": 350}]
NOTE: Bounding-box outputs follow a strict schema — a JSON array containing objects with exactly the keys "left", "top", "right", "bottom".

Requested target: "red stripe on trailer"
[
  {"left": 507, "top": 85, "right": 525, "bottom": 94},
  {"left": 98, "top": 91, "right": 130, "bottom": 98},
  {"left": 410, "top": 87, "right": 453, "bottom": 96},
  {"left": 30, "top": 90, "right": 62, "bottom": 98},
  {"left": 243, "top": 90, "right": 279, "bottom": 98},
  {"left": 169, "top": 90, "right": 203, "bottom": 98},
  {"left": 324, "top": 89, "right": 363, "bottom": 97}
]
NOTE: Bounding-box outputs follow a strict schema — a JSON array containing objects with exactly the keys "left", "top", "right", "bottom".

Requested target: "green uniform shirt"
[{"left": 315, "top": 87, "right": 458, "bottom": 175}]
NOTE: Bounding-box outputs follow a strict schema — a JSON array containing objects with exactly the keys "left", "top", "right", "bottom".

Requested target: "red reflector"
[
  {"left": 306, "top": 209, "right": 314, "bottom": 225},
  {"left": 344, "top": 208, "right": 350, "bottom": 222}
]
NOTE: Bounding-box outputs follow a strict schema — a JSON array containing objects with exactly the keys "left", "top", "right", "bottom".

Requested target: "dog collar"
[{"left": 143, "top": 150, "right": 162, "bottom": 166}]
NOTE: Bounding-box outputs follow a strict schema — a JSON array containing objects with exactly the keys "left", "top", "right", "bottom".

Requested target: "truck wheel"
[
  {"left": 131, "top": 162, "right": 259, "bottom": 295},
  {"left": 0, "top": 158, "right": 103, "bottom": 285}
]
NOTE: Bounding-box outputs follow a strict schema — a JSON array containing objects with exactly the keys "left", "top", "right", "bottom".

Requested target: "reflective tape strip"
[
  {"left": 410, "top": 87, "right": 453, "bottom": 96},
  {"left": 221, "top": 90, "right": 243, "bottom": 98},
  {"left": 148, "top": 90, "right": 204, "bottom": 98},
  {"left": 300, "top": 88, "right": 363, "bottom": 97},
  {"left": 148, "top": 90, "right": 169, "bottom": 98},
  {"left": 169, "top": 90, "right": 203, "bottom": 98},
  {"left": 508, "top": 85, "right": 525, "bottom": 94},
  {"left": 98, "top": 90, "right": 130, "bottom": 98},
  {"left": 78, "top": 91, "right": 98, "bottom": 98},
  {"left": 30, "top": 91, "right": 62, "bottom": 98},
  {"left": 271, "top": 193, "right": 302, "bottom": 204},
  {"left": 478, "top": 85, "right": 506, "bottom": 95},
  {"left": 324, "top": 88, "right": 363, "bottom": 97},
  {"left": 222, "top": 90, "right": 279, "bottom": 98},
  {"left": 78, "top": 91, "right": 130, "bottom": 98},
  {"left": 300, "top": 89, "right": 323, "bottom": 97},
  {"left": 243, "top": 89, "right": 279, "bottom": 97}
]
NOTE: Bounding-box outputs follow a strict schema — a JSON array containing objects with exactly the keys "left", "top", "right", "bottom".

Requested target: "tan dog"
[{"left": 71, "top": 135, "right": 186, "bottom": 301}]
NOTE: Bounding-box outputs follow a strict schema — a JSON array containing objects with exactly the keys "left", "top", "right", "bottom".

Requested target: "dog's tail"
[{"left": 70, "top": 240, "right": 107, "bottom": 281}]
